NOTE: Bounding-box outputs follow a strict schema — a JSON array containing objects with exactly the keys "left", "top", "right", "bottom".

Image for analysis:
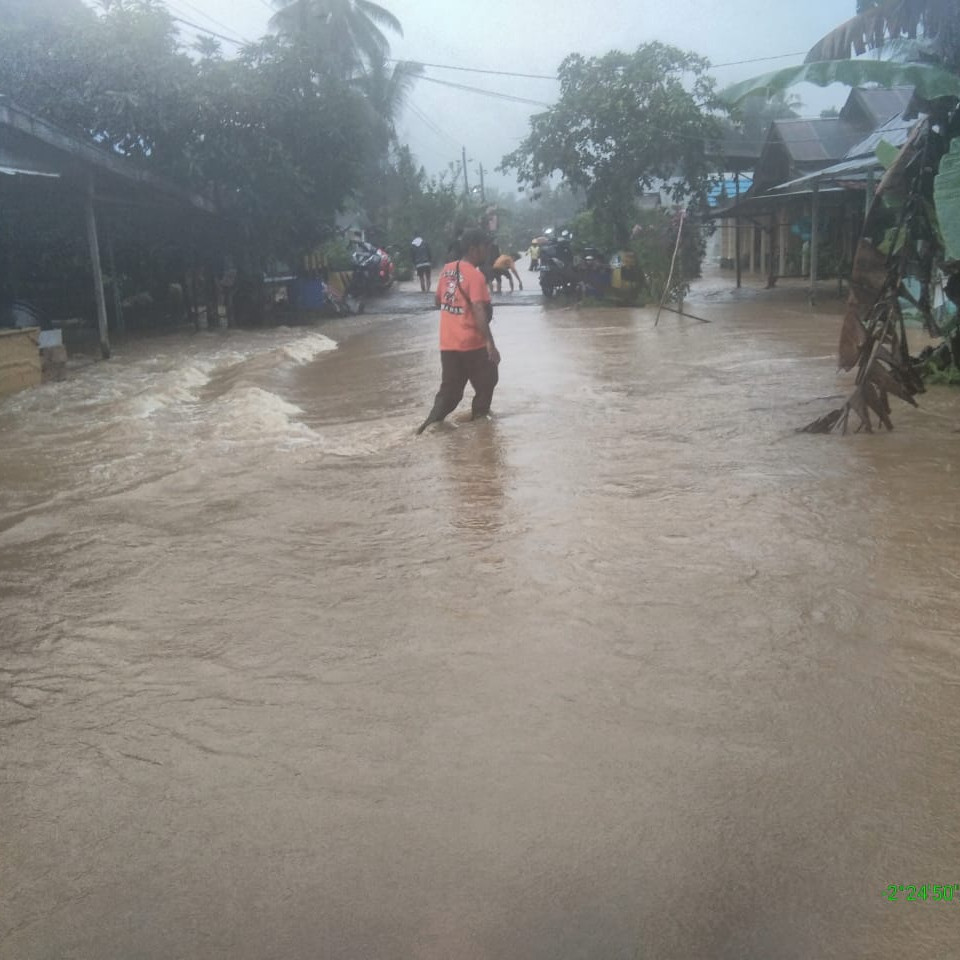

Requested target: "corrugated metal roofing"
[
  {"left": 770, "top": 157, "right": 881, "bottom": 192},
  {"left": 843, "top": 111, "right": 919, "bottom": 159},
  {"left": 770, "top": 119, "right": 862, "bottom": 164},
  {"left": 842, "top": 86, "right": 916, "bottom": 129}
]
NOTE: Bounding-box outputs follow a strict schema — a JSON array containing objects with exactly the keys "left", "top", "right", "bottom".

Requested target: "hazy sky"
[{"left": 180, "top": 0, "right": 858, "bottom": 191}]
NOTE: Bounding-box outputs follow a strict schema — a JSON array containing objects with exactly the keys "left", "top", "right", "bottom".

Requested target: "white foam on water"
[
  {"left": 310, "top": 417, "right": 416, "bottom": 457},
  {"left": 279, "top": 333, "right": 338, "bottom": 364},
  {"left": 130, "top": 360, "right": 217, "bottom": 417},
  {"left": 209, "top": 387, "right": 318, "bottom": 444}
]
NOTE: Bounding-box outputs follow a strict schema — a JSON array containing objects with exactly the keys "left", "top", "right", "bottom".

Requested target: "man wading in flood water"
[{"left": 416, "top": 228, "right": 501, "bottom": 435}]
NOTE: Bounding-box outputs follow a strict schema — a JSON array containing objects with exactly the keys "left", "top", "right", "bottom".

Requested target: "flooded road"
[{"left": 2, "top": 279, "right": 960, "bottom": 959}]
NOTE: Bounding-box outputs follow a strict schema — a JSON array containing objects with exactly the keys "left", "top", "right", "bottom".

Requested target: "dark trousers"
[{"left": 425, "top": 348, "right": 499, "bottom": 425}]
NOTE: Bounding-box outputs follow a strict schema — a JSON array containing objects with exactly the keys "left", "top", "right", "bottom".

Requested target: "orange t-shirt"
[{"left": 436, "top": 260, "right": 492, "bottom": 352}]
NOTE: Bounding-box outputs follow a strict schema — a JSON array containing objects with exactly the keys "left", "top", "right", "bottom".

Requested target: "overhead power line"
[
  {"left": 168, "top": 13, "right": 251, "bottom": 45},
  {"left": 406, "top": 99, "right": 462, "bottom": 150},
  {"left": 392, "top": 59, "right": 557, "bottom": 81},
  {"left": 417, "top": 75, "right": 552, "bottom": 108},
  {"left": 389, "top": 50, "right": 810, "bottom": 81},
  {"left": 170, "top": 0, "right": 250, "bottom": 42}
]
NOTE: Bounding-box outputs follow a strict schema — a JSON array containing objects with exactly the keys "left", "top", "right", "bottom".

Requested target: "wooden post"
[
  {"left": 105, "top": 225, "right": 124, "bottom": 335},
  {"left": 84, "top": 174, "right": 110, "bottom": 359},
  {"left": 809, "top": 181, "right": 820, "bottom": 303},
  {"left": 734, "top": 172, "right": 742, "bottom": 289},
  {"left": 778, "top": 207, "right": 787, "bottom": 277}
]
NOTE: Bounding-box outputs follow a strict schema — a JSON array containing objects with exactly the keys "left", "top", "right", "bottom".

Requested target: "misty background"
[{"left": 165, "top": 0, "right": 852, "bottom": 192}]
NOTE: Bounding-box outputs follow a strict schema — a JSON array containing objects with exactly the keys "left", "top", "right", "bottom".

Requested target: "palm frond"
[{"left": 354, "top": 0, "right": 402, "bottom": 37}]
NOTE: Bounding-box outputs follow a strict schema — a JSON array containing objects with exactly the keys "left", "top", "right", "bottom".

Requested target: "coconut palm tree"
[
  {"left": 270, "top": 0, "right": 402, "bottom": 78},
  {"left": 353, "top": 53, "right": 423, "bottom": 239},
  {"left": 358, "top": 53, "right": 423, "bottom": 145}
]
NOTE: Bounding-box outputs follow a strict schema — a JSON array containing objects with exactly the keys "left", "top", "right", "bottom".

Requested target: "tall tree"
[
  {"left": 352, "top": 52, "right": 423, "bottom": 231},
  {"left": 500, "top": 43, "right": 726, "bottom": 243},
  {"left": 269, "top": 0, "right": 402, "bottom": 78},
  {"left": 727, "top": 91, "right": 803, "bottom": 144}
]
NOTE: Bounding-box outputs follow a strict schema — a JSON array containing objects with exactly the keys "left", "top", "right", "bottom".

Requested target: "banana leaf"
[
  {"left": 875, "top": 139, "right": 900, "bottom": 170},
  {"left": 934, "top": 137, "right": 960, "bottom": 263},
  {"left": 721, "top": 60, "right": 960, "bottom": 106}
]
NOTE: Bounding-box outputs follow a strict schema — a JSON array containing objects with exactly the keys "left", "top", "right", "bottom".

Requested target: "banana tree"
[{"left": 723, "top": 0, "right": 960, "bottom": 432}]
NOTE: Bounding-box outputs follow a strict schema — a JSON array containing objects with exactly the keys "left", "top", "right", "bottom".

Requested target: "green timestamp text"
[{"left": 886, "top": 885, "right": 960, "bottom": 902}]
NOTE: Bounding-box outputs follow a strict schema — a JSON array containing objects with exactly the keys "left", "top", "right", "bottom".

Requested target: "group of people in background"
[{"left": 409, "top": 234, "right": 525, "bottom": 296}]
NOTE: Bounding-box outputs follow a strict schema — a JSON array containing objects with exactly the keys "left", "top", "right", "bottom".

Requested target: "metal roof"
[
  {"left": 768, "top": 118, "right": 862, "bottom": 164},
  {"left": 840, "top": 86, "right": 916, "bottom": 130},
  {"left": 770, "top": 157, "right": 881, "bottom": 192},
  {"left": 0, "top": 99, "right": 216, "bottom": 213},
  {"left": 769, "top": 112, "right": 923, "bottom": 192},
  {"left": 842, "top": 111, "right": 919, "bottom": 159}
]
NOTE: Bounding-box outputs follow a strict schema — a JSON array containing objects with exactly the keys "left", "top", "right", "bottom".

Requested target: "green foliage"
[
  {"left": 876, "top": 138, "right": 900, "bottom": 169},
  {"left": 923, "top": 364, "right": 960, "bottom": 383},
  {"left": 377, "top": 146, "right": 463, "bottom": 269},
  {"left": 721, "top": 59, "right": 960, "bottom": 106},
  {"left": 570, "top": 209, "right": 621, "bottom": 252},
  {"left": 809, "top": 0, "right": 960, "bottom": 73},
  {"left": 500, "top": 42, "right": 726, "bottom": 244},
  {"left": 269, "top": 0, "right": 403, "bottom": 79},
  {"left": 721, "top": 91, "right": 802, "bottom": 145},
  {"left": 628, "top": 208, "right": 706, "bottom": 302},
  {"left": 0, "top": 0, "right": 435, "bottom": 324},
  {"left": 500, "top": 183, "right": 587, "bottom": 250},
  {"left": 934, "top": 136, "right": 960, "bottom": 262},
  {"left": 317, "top": 237, "right": 354, "bottom": 271}
]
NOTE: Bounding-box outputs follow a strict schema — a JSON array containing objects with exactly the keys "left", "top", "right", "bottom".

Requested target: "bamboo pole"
[
  {"left": 654, "top": 209, "right": 685, "bottom": 327},
  {"left": 84, "top": 173, "right": 110, "bottom": 359}
]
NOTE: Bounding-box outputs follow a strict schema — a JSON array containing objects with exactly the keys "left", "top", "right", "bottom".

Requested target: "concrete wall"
[{"left": 0, "top": 327, "right": 41, "bottom": 398}]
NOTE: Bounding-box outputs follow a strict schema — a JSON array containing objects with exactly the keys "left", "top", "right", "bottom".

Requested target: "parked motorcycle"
[
  {"left": 538, "top": 230, "right": 580, "bottom": 298},
  {"left": 347, "top": 240, "right": 394, "bottom": 299}
]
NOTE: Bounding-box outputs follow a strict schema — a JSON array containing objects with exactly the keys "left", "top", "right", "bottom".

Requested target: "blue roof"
[{"left": 708, "top": 176, "right": 753, "bottom": 207}]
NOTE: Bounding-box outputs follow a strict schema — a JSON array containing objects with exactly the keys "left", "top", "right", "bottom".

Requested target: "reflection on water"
[
  {"left": 438, "top": 419, "right": 509, "bottom": 538},
  {"left": 2, "top": 281, "right": 959, "bottom": 959}
]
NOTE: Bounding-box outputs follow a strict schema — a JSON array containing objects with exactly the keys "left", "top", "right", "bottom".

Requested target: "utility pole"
[
  {"left": 461, "top": 146, "right": 469, "bottom": 195},
  {"left": 477, "top": 163, "right": 486, "bottom": 203}
]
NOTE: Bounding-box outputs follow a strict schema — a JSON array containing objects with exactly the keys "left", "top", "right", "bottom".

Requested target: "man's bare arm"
[{"left": 474, "top": 302, "right": 499, "bottom": 363}]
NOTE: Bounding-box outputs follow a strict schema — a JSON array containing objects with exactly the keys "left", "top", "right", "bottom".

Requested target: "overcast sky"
[{"left": 178, "top": 0, "right": 858, "bottom": 191}]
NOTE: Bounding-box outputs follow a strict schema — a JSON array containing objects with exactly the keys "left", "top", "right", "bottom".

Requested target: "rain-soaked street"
[{"left": 2, "top": 277, "right": 960, "bottom": 959}]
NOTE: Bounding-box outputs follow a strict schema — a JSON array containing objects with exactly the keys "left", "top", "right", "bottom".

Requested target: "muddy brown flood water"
[{"left": 2, "top": 278, "right": 960, "bottom": 959}]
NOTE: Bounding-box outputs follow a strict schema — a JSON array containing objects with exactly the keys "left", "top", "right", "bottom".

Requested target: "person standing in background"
[
  {"left": 410, "top": 235, "right": 433, "bottom": 292},
  {"left": 528, "top": 241, "right": 540, "bottom": 271}
]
